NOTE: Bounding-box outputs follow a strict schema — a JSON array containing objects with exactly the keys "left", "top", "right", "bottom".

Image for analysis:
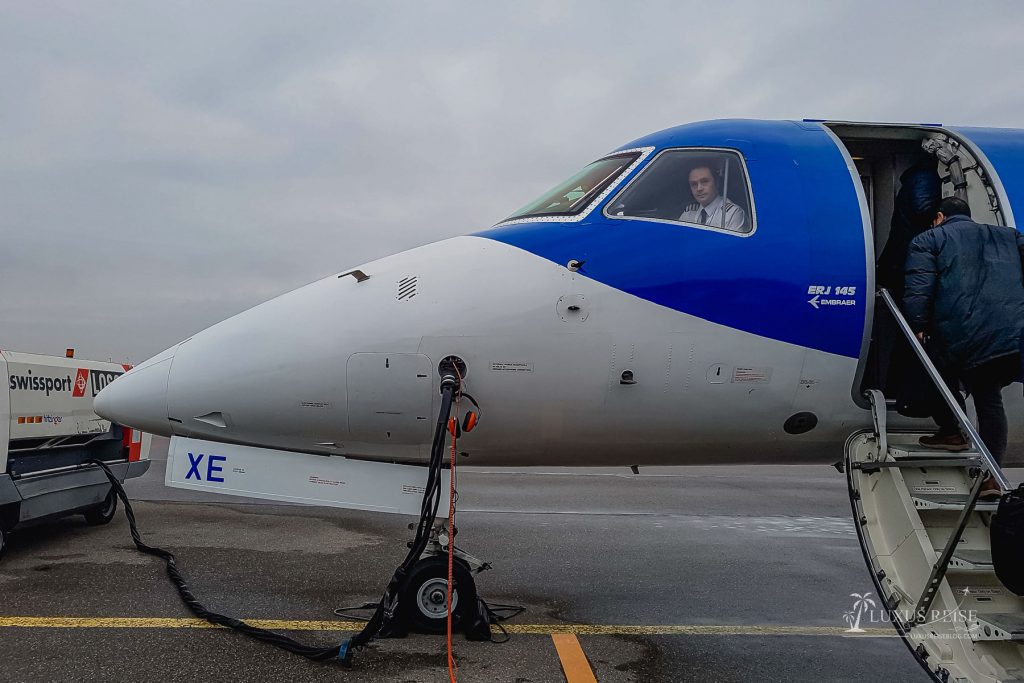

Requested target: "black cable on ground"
[
  {"left": 89, "top": 376, "right": 493, "bottom": 665},
  {"left": 478, "top": 601, "right": 526, "bottom": 644},
  {"left": 332, "top": 602, "right": 378, "bottom": 621},
  {"left": 86, "top": 458, "right": 350, "bottom": 663}
]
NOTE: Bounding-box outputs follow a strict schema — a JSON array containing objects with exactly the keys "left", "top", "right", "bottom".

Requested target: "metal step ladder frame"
[
  {"left": 862, "top": 391, "right": 986, "bottom": 625},
  {"left": 844, "top": 289, "right": 1017, "bottom": 682},
  {"left": 876, "top": 288, "right": 1010, "bottom": 625},
  {"left": 877, "top": 288, "right": 1009, "bottom": 491}
]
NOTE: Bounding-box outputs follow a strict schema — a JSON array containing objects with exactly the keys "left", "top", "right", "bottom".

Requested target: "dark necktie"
[{"left": 699, "top": 209, "right": 708, "bottom": 224}]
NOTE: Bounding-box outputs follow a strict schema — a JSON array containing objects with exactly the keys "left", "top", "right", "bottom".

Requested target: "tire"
[
  {"left": 0, "top": 526, "right": 6, "bottom": 561},
  {"left": 399, "top": 555, "right": 477, "bottom": 634},
  {"left": 83, "top": 489, "right": 118, "bottom": 526}
]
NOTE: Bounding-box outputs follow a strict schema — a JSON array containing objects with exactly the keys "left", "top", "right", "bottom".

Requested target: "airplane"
[{"left": 94, "top": 119, "right": 1024, "bottom": 681}]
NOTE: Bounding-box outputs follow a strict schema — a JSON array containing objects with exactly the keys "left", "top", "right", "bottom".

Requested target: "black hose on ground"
[
  {"left": 87, "top": 458, "right": 350, "bottom": 662},
  {"left": 88, "top": 376, "right": 461, "bottom": 665}
]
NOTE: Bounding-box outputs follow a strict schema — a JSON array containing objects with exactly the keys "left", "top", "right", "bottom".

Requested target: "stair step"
[
  {"left": 949, "top": 549, "right": 993, "bottom": 570},
  {"left": 888, "top": 445, "right": 980, "bottom": 459},
  {"left": 970, "top": 613, "right": 1024, "bottom": 641},
  {"left": 911, "top": 493, "right": 998, "bottom": 512}
]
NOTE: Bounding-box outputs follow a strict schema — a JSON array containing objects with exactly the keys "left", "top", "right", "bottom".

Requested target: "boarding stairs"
[{"left": 846, "top": 290, "right": 1024, "bottom": 682}]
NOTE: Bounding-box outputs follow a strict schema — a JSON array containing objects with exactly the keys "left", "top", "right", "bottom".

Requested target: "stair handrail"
[{"left": 878, "top": 288, "right": 1010, "bottom": 490}]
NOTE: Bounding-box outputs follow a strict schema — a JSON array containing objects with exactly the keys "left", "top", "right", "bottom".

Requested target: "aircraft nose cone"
[{"left": 94, "top": 345, "right": 178, "bottom": 436}]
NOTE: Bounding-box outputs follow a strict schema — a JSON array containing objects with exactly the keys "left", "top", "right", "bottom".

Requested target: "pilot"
[{"left": 680, "top": 164, "right": 746, "bottom": 230}]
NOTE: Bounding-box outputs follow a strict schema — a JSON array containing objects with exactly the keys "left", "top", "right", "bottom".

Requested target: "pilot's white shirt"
[{"left": 679, "top": 195, "right": 746, "bottom": 231}]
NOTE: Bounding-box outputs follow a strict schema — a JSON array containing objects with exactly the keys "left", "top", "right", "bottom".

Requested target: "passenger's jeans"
[{"left": 934, "top": 353, "right": 1020, "bottom": 465}]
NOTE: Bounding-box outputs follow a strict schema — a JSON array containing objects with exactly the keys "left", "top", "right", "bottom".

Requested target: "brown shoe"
[
  {"left": 919, "top": 433, "right": 970, "bottom": 452},
  {"left": 978, "top": 475, "right": 1004, "bottom": 500}
]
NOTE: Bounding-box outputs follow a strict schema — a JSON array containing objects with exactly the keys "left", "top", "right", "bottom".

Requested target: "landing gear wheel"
[
  {"left": 399, "top": 555, "right": 477, "bottom": 634},
  {"left": 83, "top": 488, "right": 118, "bottom": 526}
]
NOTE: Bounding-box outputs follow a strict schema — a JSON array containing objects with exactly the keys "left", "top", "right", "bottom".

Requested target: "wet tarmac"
[{"left": 0, "top": 437, "right": 961, "bottom": 682}]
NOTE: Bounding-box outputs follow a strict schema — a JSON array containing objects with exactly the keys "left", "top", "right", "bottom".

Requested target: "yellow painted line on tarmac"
[
  {"left": 0, "top": 617, "right": 364, "bottom": 630},
  {"left": 518, "top": 624, "right": 892, "bottom": 636},
  {"left": 0, "top": 616, "right": 892, "bottom": 637},
  {"left": 551, "top": 633, "right": 598, "bottom": 683}
]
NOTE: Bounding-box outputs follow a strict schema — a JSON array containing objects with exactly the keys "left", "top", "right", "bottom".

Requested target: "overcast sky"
[{"left": 3, "top": 1, "right": 1023, "bottom": 363}]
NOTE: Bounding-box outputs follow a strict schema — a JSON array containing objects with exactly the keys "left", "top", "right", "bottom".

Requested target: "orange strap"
[{"left": 446, "top": 393, "right": 459, "bottom": 682}]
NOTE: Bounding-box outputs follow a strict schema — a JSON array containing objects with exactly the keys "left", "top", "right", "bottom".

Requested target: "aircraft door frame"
[
  {"left": 947, "top": 128, "right": 1017, "bottom": 228},
  {"left": 818, "top": 125, "right": 875, "bottom": 408}
]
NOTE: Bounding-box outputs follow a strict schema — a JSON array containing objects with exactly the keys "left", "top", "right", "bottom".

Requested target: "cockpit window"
[
  {"left": 506, "top": 152, "right": 641, "bottom": 220},
  {"left": 605, "top": 149, "right": 754, "bottom": 233}
]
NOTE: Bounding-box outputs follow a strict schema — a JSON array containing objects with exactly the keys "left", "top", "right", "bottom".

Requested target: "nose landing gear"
[
  {"left": 401, "top": 556, "right": 473, "bottom": 633},
  {"left": 398, "top": 522, "right": 490, "bottom": 634}
]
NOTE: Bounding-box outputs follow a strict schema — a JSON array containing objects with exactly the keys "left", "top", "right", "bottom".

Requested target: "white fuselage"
[{"left": 96, "top": 236, "right": 877, "bottom": 467}]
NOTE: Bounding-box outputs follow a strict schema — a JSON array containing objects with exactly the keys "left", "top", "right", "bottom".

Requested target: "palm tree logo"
[{"left": 843, "top": 592, "right": 876, "bottom": 632}]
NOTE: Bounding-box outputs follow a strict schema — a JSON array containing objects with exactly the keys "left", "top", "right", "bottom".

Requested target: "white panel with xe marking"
[{"left": 167, "top": 436, "right": 449, "bottom": 515}]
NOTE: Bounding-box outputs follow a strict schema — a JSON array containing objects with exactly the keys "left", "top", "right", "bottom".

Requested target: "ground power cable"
[
  {"left": 87, "top": 458, "right": 349, "bottom": 662},
  {"left": 85, "top": 376, "right": 460, "bottom": 666},
  {"left": 88, "top": 376, "right": 523, "bottom": 668}
]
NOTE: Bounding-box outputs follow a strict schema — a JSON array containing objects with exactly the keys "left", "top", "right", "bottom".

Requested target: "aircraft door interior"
[{"left": 825, "top": 124, "right": 1008, "bottom": 404}]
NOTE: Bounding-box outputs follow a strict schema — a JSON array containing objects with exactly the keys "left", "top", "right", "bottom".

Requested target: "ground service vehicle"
[{"left": 0, "top": 350, "right": 151, "bottom": 557}]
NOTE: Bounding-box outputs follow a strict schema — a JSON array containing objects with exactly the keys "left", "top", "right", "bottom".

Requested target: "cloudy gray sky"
[{"left": 3, "top": 1, "right": 1023, "bottom": 363}]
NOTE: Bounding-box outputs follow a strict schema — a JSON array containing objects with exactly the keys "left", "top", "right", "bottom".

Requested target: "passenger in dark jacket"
[
  {"left": 877, "top": 158, "right": 942, "bottom": 415},
  {"left": 879, "top": 157, "right": 942, "bottom": 297},
  {"left": 903, "top": 197, "right": 1024, "bottom": 493}
]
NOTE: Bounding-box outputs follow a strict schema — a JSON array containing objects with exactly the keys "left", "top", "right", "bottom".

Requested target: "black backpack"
[{"left": 991, "top": 484, "right": 1024, "bottom": 596}]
